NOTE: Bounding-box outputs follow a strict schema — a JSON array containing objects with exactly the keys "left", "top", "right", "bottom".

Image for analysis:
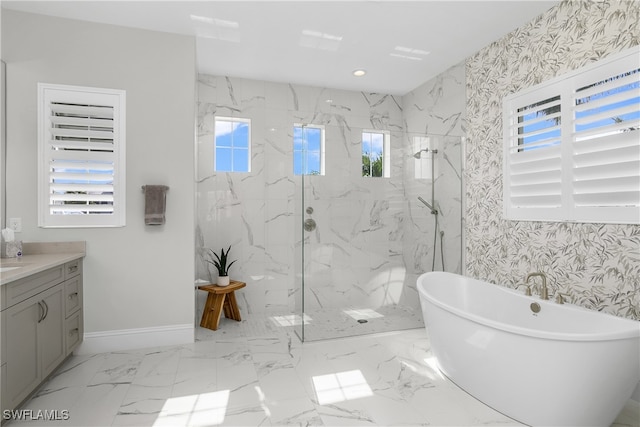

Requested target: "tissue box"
[{"left": 1, "top": 240, "right": 22, "bottom": 258}]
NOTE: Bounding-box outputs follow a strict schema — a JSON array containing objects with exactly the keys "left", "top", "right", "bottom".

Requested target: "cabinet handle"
[
  {"left": 69, "top": 328, "right": 79, "bottom": 337},
  {"left": 68, "top": 265, "right": 78, "bottom": 273},
  {"left": 42, "top": 300, "right": 49, "bottom": 321},
  {"left": 68, "top": 292, "right": 78, "bottom": 300},
  {"left": 37, "top": 301, "right": 45, "bottom": 323}
]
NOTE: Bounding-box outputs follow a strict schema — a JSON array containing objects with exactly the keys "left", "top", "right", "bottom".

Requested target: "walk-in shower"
[
  {"left": 294, "top": 129, "right": 463, "bottom": 342},
  {"left": 195, "top": 75, "right": 463, "bottom": 344}
]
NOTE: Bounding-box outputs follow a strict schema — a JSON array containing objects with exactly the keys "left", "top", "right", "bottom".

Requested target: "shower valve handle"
[{"left": 304, "top": 218, "right": 316, "bottom": 232}]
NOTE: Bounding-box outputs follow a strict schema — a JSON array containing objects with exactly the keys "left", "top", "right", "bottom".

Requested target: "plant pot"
[{"left": 217, "top": 276, "right": 230, "bottom": 287}]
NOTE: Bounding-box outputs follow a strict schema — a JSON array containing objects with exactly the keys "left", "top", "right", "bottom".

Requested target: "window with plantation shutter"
[
  {"left": 38, "top": 84, "right": 126, "bottom": 228},
  {"left": 504, "top": 89, "right": 563, "bottom": 222},
  {"left": 503, "top": 46, "right": 639, "bottom": 224}
]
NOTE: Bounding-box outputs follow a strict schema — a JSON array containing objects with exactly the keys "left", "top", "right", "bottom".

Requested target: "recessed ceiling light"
[{"left": 353, "top": 69, "right": 366, "bottom": 77}]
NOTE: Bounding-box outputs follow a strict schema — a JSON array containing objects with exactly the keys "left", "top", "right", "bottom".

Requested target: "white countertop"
[{"left": 0, "top": 242, "right": 85, "bottom": 285}]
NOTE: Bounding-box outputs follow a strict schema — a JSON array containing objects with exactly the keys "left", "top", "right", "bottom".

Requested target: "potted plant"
[{"left": 205, "top": 246, "right": 237, "bottom": 287}]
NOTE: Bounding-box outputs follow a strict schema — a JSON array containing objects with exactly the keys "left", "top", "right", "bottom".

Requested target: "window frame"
[
  {"left": 361, "top": 129, "right": 390, "bottom": 178},
  {"left": 293, "top": 123, "right": 325, "bottom": 176},
  {"left": 37, "top": 83, "right": 126, "bottom": 228},
  {"left": 214, "top": 116, "right": 252, "bottom": 173},
  {"left": 503, "top": 46, "right": 639, "bottom": 225}
]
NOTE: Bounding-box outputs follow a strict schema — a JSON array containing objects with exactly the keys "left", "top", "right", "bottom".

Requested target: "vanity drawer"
[
  {"left": 64, "top": 276, "right": 82, "bottom": 317},
  {"left": 64, "top": 259, "right": 82, "bottom": 280},
  {"left": 1, "top": 265, "right": 65, "bottom": 311},
  {"left": 65, "top": 310, "right": 82, "bottom": 355}
]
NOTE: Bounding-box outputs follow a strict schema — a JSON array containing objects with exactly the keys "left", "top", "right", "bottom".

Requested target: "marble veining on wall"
[
  {"left": 465, "top": 0, "right": 640, "bottom": 320},
  {"left": 196, "top": 68, "right": 465, "bottom": 338},
  {"left": 402, "top": 62, "right": 466, "bottom": 297}
]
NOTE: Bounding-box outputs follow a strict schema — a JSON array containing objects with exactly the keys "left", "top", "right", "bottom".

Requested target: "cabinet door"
[
  {"left": 4, "top": 297, "right": 40, "bottom": 409},
  {"left": 39, "top": 284, "right": 65, "bottom": 379}
]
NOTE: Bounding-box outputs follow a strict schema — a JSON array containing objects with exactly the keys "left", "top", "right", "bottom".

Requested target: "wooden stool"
[{"left": 198, "top": 280, "right": 246, "bottom": 331}]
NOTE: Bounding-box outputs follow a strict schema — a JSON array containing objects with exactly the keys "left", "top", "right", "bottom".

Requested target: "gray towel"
[{"left": 143, "top": 185, "right": 169, "bottom": 225}]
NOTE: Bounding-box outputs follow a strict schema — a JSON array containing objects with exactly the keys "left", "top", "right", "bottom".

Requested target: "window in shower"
[
  {"left": 361, "top": 130, "right": 390, "bottom": 177},
  {"left": 293, "top": 124, "right": 325, "bottom": 175},
  {"left": 214, "top": 117, "right": 251, "bottom": 172}
]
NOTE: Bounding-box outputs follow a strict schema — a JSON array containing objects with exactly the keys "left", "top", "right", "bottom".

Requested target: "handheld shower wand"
[{"left": 418, "top": 196, "right": 437, "bottom": 215}]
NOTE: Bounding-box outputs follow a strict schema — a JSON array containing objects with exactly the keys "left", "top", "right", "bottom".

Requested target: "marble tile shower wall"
[
  {"left": 402, "top": 62, "right": 466, "bottom": 285},
  {"left": 196, "top": 71, "right": 465, "bottom": 322}
]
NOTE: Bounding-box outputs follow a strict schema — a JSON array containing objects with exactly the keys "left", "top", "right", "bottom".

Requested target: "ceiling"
[{"left": 2, "top": 1, "right": 560, "bottom": 95}]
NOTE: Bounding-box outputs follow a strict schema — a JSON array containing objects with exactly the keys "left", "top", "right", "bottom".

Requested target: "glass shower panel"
[
  {"left": 298, "top": 124, "right": 427, "bottom": 342},
  {"left": 294, "top": 125, "right": 321, "bottom": 342},
  {"left": 405, "top": 133, "right": 463, "bottom": 276},
  {"left": 294, "top": 170, "right": 304, "bottom": 342},
  {"left": 437, "top": 135, "right": 464, "bottom": 274}
]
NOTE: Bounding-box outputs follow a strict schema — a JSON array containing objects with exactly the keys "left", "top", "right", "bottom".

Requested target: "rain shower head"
[
  {"left": 413, "top": 148, "right": 438, "bottom": 159},
  {"left": 413, "top": 149, "right": 428, "bottom": 159}
]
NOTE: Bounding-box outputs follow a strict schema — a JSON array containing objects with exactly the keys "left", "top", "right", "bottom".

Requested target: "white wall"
[{"left": 2, "top": 10, "right": 196, "bottom": 347}]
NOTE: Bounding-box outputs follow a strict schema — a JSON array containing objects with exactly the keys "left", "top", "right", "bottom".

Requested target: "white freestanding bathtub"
[{"left": 417, "top": 271, "right": 640, "bottom": 427}]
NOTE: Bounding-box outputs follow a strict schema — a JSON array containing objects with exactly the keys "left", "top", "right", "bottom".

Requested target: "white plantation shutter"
[
  {"left": 571, "top": 55, "right": 639, "bottom": 223},
  {"left": 504, "top": 88, "right": 564, "bottom": 221},
  {"left": 38, "top": 84, "right": 126, "bottom": 227},
  {"left": 503, "top": 46, "right": 639, "bottom": 224}
]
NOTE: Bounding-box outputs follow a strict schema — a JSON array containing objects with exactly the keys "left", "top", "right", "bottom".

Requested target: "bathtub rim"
[{"left": 417, "top": 271, "right": 640, "bottom": 342}]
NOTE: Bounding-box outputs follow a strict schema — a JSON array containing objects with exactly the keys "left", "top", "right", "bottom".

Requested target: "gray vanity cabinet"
[
  {"left": 1, "top": 258, "right": 83, "bottom": 414},
  {"left": 4, "top": 283, "right": 65, "bottom": 409}
]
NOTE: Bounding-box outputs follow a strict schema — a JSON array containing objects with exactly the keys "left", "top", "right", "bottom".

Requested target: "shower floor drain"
[{"left": 357, "top": 319, "right": 368, "bottom": 324}]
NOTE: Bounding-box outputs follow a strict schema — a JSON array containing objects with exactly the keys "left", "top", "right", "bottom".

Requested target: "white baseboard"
[{"left": 75, "top": 323, "right": 194, "bottom": 354}]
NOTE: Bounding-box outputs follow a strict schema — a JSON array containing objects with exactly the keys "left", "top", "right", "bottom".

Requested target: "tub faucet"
[
  {"left": 517, "top": 283, "right": 532, "bottom": 296},
  {"left": 526, "top": 272, "right": 549, "bottom": 300}
]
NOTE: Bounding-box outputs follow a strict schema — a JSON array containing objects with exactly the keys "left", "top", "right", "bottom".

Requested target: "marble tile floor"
[{"left": 7, "top": 314, "right": 639, "bottom": 427}]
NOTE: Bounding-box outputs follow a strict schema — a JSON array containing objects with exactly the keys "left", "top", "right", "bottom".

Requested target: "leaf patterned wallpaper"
[{"left": 465, "top": 0, "right": 640, "bottom": 320}]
